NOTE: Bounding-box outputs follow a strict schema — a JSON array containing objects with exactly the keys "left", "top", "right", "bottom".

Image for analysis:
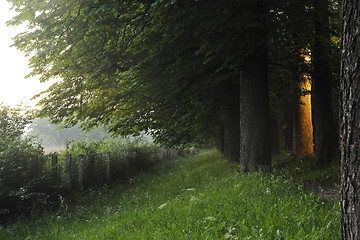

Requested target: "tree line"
[
  {"left": 0, "top": 105, "right": 181, "bottom": 219},
  {"left": 5, "top": 0, "right": 360, "bottom": 238}
]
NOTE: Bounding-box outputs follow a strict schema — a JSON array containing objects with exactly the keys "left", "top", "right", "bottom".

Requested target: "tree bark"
[
  {"left": 240, "top": 52, "right": 271, "bottom": 171},
  {"left": 224, "top": 104, "right": 240, "bottom": 162},
  {"left": 340, "top": 1, "right": 360, "bottom": 238},
  {"left": 216, "top": 123, "right": 225, "bottom": 153},
  {"left": 312, "top": 0, "right": 338, "bottom": 166},
  {"left": 223, "top": 123, "right": 230, "bottom": 159},
  {"left": 270, "top": 115, "right": 281, "bottom": 154},
  {"left": 239, "top": 0, "right": 271, "bottom": 172},
  {"left": 292, "top": 77, "right": 314, "bottom": 157}
]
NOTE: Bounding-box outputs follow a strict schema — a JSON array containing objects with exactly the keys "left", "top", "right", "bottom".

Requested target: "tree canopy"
[
  {"left": 6, "top": 0, "right": 341, "bottom": 163},
  {"left": 7, "top": 0, "right": 252, "bottom": 148}
]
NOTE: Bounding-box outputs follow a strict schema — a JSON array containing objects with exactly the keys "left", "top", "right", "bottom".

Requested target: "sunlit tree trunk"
[
  {"left": 340, "top": 0, "right": 360, "bottom": 238},
  {"left": 293, "top": 75, "right": 314, "bottom": 157},
  {"left": 312, "top": 0, "right": 338, "bottom": 166}
]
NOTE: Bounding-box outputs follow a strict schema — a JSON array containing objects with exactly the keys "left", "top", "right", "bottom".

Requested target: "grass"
[
  {"left": 272, "top": 153, "right": 339, "bottom": 185},
  {"left": 0, "top": 150, "right": 340, "bottom": 239}
]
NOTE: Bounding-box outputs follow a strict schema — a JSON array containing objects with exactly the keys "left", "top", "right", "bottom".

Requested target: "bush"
[
  {"left": 62, "top": 138, "right": 160, "bottom": 185},
  {"left": 0, "top": 105, "right": 47, "bottom": 220},
  {"left": 0, "top": 106, "right": 184, "bottom": 223}
]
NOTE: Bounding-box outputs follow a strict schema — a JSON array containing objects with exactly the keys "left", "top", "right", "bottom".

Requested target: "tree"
[
  {"left": 6, "top": 2, "right": 234, "bottom": 156},
  {"left": 340, "top": 0, "right": 360, "bottom": 238},
  {"left": 8, "top": 0, "right": 225, "bottom": 142},
  {"left": 239, "top": 0, "right": 271, "bottom": 171},
  {"left": 267, "top": 0, "right": 340, "bottom": 162},
  {"left": 7, "top": 0, "right": 277, "bottom": 170},
  {"left": 293, "top": 63, "right": 314, "bottom": 157},
  {"left": 0, "top": 104, "right": 44, "bottom": 217},
  {"left": 312, "top": 0, "right": 338, "bottom": 166},
  {"left": 267, "top": 0, "right": 315, "bottom": 156}
]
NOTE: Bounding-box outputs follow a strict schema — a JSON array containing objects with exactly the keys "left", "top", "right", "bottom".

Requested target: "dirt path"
[{"left": 302, "top": 180, "right": 339, "bottom": 202}]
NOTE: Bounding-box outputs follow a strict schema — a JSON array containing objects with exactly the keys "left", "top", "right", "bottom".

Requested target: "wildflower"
[
  {"left": 224, "top": 233, "right": 232, "bottom": 239},
  {"left": 205, "top": 216, "right": 216, "bottom": 221},
  {"left": 158, "top": 202, "right": 168, "bottom": 209},
  {"left": 224, "top": 226, "right": 238, "bottom": 239},
  {"left": 218, "top": 203, "right": 222, "bottom": 206},
  {"left": 190, "top": 196, "right": 198, "bottom": 201}
]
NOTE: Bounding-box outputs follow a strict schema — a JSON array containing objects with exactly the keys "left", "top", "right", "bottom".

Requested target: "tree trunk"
[
  {"left": 216, "top": 123, "right": 225, "bottom": 153},
  {"left": 312, "top": 0, "right": 338, "bottom": 166},
  {"left": 223, "top": 123, "right": 230, "bottom": 159},
  {"left": 239, "top": 0, "right": 270, "bottom": 172},
  {"left": 340, "top": 1, "right": 360, "bottom": 238},
  {"left": 224, "top": 104, "right": 240, "bottom": 162},
  {"left": 292, "top": 77, "right": 314, "bottom": 157},
  {"left": 270, "top": 115, "right": 281, "bottom": 154},
  {"left": 239, "top": 52, "right": 271, "bottom": 171},
  {"left": 283, "top": 106, "right": 294, "bottom": 151}
]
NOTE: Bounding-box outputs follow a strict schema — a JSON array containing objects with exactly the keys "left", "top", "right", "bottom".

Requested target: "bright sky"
[{"left": 0, "top": 1, "right": 53, "bottom": 108}]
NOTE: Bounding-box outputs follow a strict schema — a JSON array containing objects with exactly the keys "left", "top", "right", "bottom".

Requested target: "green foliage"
[
  {"left": 98, "top": 139, "right": 160, "bottom": 180},
  {"left": 0, "top": 150, "right": 340, "bottom": 239},
  {"left": 5, "top": 0, "right": 253, "bottom": 148},
  {"left": 6, "top": 0, "right": 342, "bottom": 151},
  {"left": 0, "top": 105, "right": 46, "bottom": 218},
  {"left": 52, "top": 138, "right": 167, "bottom": 188},
  {"left": 0, "top": 104, "right": 165, "bottom": 221}
]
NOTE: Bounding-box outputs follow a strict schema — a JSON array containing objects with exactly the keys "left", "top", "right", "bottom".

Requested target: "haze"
[{"left": 0, "top": 1, "right": 52, "bottom": 108}]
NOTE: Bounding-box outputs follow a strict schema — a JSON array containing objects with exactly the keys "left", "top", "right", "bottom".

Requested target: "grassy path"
[{"left": 0, "top": 150, "right": 340, "bottom": 239}]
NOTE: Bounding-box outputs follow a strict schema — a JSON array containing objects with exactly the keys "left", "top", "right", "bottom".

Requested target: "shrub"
[{"left": 0, "top": 105, "right": 47, "bottom": 220}]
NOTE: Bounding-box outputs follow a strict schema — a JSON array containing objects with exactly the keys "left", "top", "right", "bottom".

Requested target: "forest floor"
[
  {"left": 272, "top": 153, "right": 339, "bottom": 202},
  {"left": 302, "top": 180, "right": 339, "bottom": 202}
]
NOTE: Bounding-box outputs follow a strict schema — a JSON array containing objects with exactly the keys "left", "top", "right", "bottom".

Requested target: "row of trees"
[
  {"left": 6, "top": 0, "right": 360, "bottom": 237},
  {"left": 7, "top": 0, "right": 340, "bottom": 166}
]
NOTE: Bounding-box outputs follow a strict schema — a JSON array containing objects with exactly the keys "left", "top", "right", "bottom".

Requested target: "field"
[{"left": 0, "top": 150, "right": 340, "bottom": 239}]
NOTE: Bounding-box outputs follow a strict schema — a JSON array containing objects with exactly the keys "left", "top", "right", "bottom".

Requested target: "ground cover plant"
[
  {"left": 0, "top": 150, "right": 340, "bottom": 239},
  {"left": 272, "top": 153, "right": 339, "bottom": 185}
]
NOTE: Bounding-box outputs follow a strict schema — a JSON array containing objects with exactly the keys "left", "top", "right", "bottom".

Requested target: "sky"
[{"left": 0, "top": 1, "right": 54, "bottom": 108}]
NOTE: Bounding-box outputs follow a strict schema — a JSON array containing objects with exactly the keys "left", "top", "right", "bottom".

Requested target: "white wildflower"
[
  {"left": 204, "top": 216, "right": 216, "bottom": 221},
  {"left": 224, "top": 233, "right": 232, "bottom": 239},
  {"left": 224, "top": 226, "right": 238, "bottom": 239},
  {"left": 190, "top": 196, "right": 198, "bottom": 201},
  {"left": 158, "top": 202, "right": 168, "bottom": 209}
]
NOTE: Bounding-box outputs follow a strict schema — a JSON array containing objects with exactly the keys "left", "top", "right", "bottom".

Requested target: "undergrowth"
[
  {"left": 272, "top": 153, "right": 339, "bottom": 185},
  {"left": 0, "top": 150, "right": 340, "bottom": 239}
]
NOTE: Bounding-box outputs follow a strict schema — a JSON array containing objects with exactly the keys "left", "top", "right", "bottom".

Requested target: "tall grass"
[{"left": 0, "top": 150, "right": 340, "bottom": 239}]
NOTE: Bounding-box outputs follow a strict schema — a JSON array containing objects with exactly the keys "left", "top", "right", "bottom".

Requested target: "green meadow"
[{"left": 0, "top": 150, "right": 340, "bottom": 239}]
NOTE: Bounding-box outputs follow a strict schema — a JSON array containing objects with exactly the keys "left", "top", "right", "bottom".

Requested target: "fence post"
[
  {"left": 106, "top": 152, "right": 111, "bottom": 183},
  {"left": 65, "top": 153, "right": 72, "bottom": 188},
  {"left": 90, "top": 155, "right": 95, "bottom": 184},
  {"left": 51, "top": 154, "right": 59, "bottom": 185},
  {"left": 157, "top": 148, "right": 163, "bottom": 158},
  {"left": 30, "top": 156, "right": 38, "bottom": 178},
  {"left": 78, "top": 154, "right": 84, "bottom": 189}
]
